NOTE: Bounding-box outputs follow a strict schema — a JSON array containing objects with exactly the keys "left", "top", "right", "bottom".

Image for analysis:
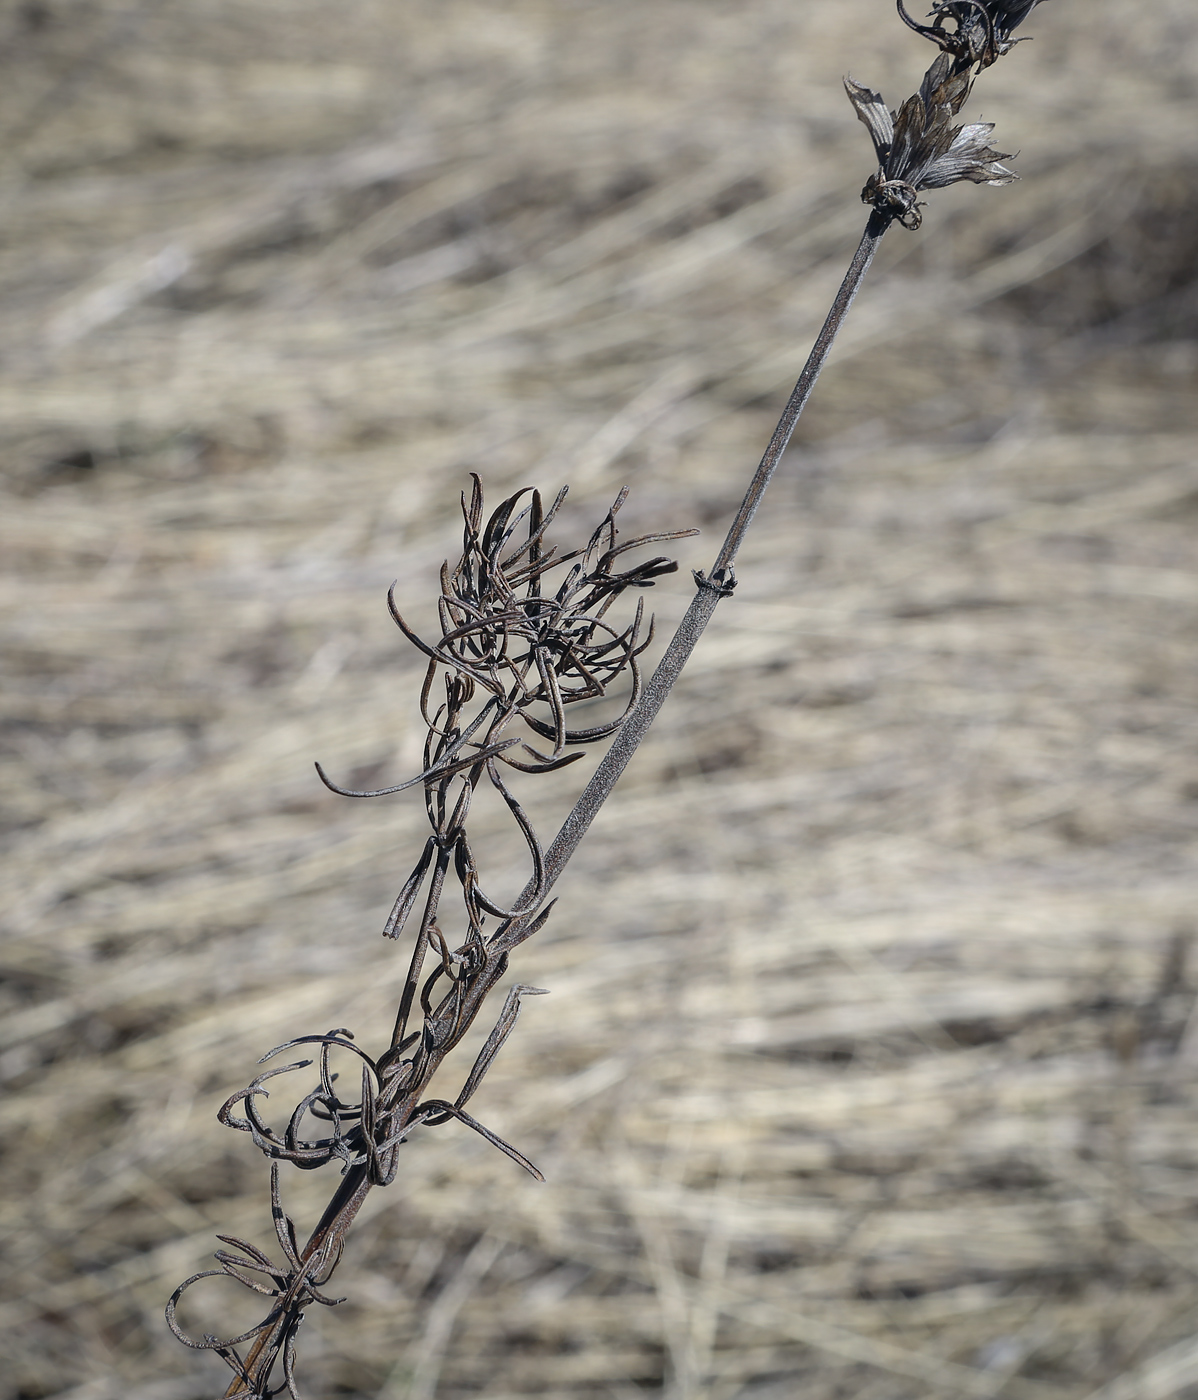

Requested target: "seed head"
[{"left": 845, "top": 53, "right": 1016, "bottom": 230}]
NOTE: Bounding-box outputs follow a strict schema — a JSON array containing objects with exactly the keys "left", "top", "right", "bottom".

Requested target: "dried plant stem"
[
  {"left": 533, "top": 210, "right": 890, "bottom": 898},
  {"left": 165, "top": 0, "right": 1058, "bottom": 1384},
  {"left": 215, "top": 212, "right": 888, "bottom": 1400}
]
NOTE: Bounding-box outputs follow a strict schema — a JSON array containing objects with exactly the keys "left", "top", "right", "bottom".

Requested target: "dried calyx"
[
  {"left": 845, "top": 52, "right": 1015, "bottom": 230},
  {"left": 845, "top": 0, "right": 1047, "bottom": 232},
  {"left": 839, "top": 0, "right": 1046, "bottom": 229}
]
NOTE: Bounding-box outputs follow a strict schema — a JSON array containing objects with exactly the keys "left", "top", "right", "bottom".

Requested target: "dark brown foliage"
[{"left": 166, "top": 483, "right": 694, "bottom": 1397}]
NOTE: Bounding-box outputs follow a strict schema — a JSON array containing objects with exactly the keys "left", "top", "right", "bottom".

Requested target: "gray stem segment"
[{"left": 532, "top": 211, "right": 889, "bottom": 902}]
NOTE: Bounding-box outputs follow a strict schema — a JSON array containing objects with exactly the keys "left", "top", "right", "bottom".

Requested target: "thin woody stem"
[
  {"left": 222, "top": 1168, "right": 373, "bottom": 1397},
  {"left": 529, "top": 209, "right": 891, "bottom": 903},
  {"left": 221, "top": 209, "right": 889, "bottom": 1400}
]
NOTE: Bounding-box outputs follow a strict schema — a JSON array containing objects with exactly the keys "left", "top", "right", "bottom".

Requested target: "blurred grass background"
[{"left": 3, "top": 0, "right": 1198, "bottom": 1397}]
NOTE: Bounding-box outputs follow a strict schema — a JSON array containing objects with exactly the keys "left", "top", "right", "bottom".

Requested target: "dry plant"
[
  {"left": 167, "top": 480, "right": 696, "bottom": 1390},
  {"left": 161, "top": 4, "right": 1063, "bottom": 1395}
]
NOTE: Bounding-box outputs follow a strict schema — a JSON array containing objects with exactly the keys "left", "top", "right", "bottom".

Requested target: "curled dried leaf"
[{"left": 172, "top": 481, "right": 695, "bottom": 1396}]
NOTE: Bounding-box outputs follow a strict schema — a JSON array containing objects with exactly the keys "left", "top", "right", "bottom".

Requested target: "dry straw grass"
[{"left": 3, "top": 0, "right": 1198, "bottom": 1397}]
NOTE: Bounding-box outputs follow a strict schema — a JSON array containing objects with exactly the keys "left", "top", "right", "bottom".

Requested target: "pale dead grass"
[{"left": 3, "top": 1, "right": 1198, "bottom": 1397}]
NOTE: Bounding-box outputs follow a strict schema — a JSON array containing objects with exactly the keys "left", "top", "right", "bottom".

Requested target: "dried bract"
[{"left": 846, "top": 53, "right": 1016, "bottom": 229}]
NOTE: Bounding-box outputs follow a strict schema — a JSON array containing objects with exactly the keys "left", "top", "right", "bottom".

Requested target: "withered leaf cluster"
[{"left": 167, "top": 481, "right": 693, "bottom": 1397}]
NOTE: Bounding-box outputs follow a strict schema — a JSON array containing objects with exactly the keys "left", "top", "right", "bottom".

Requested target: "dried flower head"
[
  {"left": 897, "top": 0, "right": 1050, "bottom": 71},
  {"left": 845, "top": 53, "right": 1016, "bottom": 229}
]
